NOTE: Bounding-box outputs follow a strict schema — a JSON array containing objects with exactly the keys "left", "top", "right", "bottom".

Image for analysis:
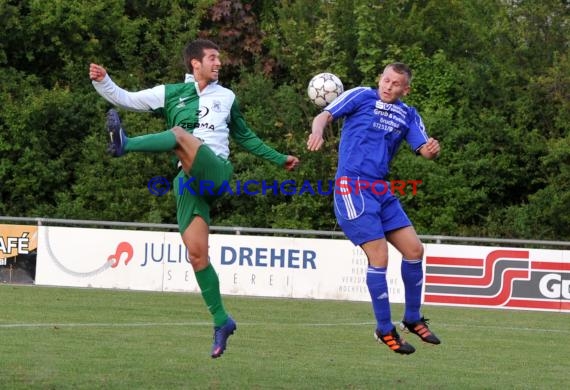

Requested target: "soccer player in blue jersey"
[
  {"left": 89, "top": 39, "right": 299, "bottom": 358},
  {"left": 307, "top": 63, "right": 441, "bottom": 354}
]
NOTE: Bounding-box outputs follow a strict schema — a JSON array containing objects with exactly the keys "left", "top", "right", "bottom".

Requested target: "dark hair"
[
  {"left": 385, "top": 62, "right": 412, "bottom": 84},
  {"left": 183, "top": 39, "right": 220, "bottom": 72}
]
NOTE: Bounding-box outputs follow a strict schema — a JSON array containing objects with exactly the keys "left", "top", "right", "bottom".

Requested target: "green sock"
[
  {"left": 195, "top": 263, "right": 228, "bottom": 327},
  {"left": 124, "top": 129, "right": 177, "bottom": 153}
]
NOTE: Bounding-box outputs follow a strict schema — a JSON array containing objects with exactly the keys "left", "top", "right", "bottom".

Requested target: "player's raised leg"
[
  {"left": 171, "top": 126, "right": 203, "bottom": 174},
  {"left": 105, "top": 109, "right": 186, "bottom": 157}
]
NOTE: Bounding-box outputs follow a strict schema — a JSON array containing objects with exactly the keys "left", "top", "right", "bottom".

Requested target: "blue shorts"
[{"left": 333, "top": 176, "right": 411, "bottom": 246}]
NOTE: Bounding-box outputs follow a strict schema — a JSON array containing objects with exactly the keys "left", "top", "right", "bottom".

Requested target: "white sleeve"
[{"left": 91, "top": 74, "right": 165, "bottom": 112}]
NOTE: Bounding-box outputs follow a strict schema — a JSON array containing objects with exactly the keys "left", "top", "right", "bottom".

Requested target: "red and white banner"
[{"left": 423, "top": 244, "right": 570, "bottom": 312}]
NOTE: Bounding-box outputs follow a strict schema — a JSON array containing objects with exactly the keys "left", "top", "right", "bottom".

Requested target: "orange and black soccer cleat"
[
  {"left": 374, "top": 327, "right": 416, "bottom": 355},
  {"left": 400, "top": 317, "right": 441, "bottom": 345}
]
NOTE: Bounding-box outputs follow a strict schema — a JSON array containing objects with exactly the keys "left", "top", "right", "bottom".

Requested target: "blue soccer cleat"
[
  {"left": 106, "top": 109, "right": 127, "bottom": 157},
  {"left": 211, "top": 316, "right": 237, "bottom": 358}
]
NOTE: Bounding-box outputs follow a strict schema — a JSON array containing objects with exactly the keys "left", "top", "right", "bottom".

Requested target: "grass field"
[{"left": 1, "top": 284, "right": 568, "bottom": 389}]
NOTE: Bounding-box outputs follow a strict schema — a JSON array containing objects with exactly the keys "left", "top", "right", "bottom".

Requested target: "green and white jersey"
[{"left": 92, "top": 74, "right": 286, "bottom": 165}]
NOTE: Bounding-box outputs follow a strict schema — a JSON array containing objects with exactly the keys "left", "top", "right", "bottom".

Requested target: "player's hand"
[
  {"left": 89, "top": 63, "right": 107, "bottom": 82},
  {"left": 421, "top": 137, "right": 440, "bottom": 159},
  {"left": 284, "top": 155, "right": 300, "bottom": 171},
  {"left": 307, "top": 133, "right": 324, "bottom": 151}
]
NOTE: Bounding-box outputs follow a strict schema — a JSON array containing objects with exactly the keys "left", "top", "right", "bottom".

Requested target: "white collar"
[{"left": 184, "top": 73, "right": 218, "bottom": 85}]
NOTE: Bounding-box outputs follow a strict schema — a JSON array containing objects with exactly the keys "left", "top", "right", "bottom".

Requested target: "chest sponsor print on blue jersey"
[{"left": 372, "top": 101, "right": 405, "bottom": 135}]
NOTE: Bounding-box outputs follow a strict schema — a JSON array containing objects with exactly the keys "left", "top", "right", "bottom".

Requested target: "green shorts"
[{"left": 174, "top": 144, "right": 233, "bottom": 233}]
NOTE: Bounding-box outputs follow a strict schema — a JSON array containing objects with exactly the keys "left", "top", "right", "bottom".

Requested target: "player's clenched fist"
[{"left": 89, "top": 63, "right": 107, "bottom": 82}]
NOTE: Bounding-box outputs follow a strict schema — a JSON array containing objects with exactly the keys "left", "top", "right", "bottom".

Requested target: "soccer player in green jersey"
[{"left": 90, "top": 39, "right": 299, "bottom": 358}]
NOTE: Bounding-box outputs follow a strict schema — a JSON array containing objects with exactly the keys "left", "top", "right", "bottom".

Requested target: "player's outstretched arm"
[
  {"left": 88, "top": 63, "right": 164, "bottom": 113},
  {"left": 307, "top": 111, "right": 333, "bottom": 151}
]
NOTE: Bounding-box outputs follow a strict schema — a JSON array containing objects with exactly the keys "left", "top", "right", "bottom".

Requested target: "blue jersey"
[{"left": 326, "top": 87, "right": 429, "bottom": 180}]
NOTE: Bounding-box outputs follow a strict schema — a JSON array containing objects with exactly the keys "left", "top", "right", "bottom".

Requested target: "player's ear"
[
  {"left": 190, "top": 58, "right": 201, "bottom": 71},
  {"left": 402, "top": 85, "right": 411, "bottom": 96}
]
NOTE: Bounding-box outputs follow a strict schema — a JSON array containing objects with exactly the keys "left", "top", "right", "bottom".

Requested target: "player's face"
[
  {"left": 378, "top": 67, "right": 410, "bottom": 103},
  {"left": 194, "top": 48, "right": 221, "bottom": 83}
]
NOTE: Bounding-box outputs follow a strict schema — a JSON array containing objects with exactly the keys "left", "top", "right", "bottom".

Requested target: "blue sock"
[
  {"left": 366, "top": 266, "right": 393, "bottom": 334},
  {"left": 401, "top": 258, "right": 423, "bottom": 323}
]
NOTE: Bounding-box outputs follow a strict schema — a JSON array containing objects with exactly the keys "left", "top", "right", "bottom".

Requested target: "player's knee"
[
  {"left": 405, "top": 245, "right": 424, "bottom": 261},
  {"left": 171, "top": 126, "right": 186, "bottom": 142},
  {"left": 172, "top": 126, "right": 201, "bottom": 146},
  {"left": 188, "top": 251, "right": 209, "bottom": 271}
]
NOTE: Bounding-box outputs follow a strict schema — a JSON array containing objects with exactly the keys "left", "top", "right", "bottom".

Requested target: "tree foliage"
[{"left": 1, "top": 0, "right": 569, "bottom": 240}]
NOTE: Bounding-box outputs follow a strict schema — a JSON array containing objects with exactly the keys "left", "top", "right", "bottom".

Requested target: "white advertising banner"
[
  {"left": 35, "top": 226, "right": 167, "bottom": 291},
  {"left": 35, "top": 226, "right": 406, "bottom": 303}
]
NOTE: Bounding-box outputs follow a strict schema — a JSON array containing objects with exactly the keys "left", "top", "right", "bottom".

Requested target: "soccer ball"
[{"left": 307, "top": 72, "right": 344, "bottom": 107}]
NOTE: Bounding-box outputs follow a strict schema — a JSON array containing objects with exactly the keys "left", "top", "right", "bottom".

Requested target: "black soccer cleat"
[
  {"left": 374, "top": 327, "right": 416, "bottom": 355},
  {"left": 106, "top": 109, "right": 127, "bottom": 157},
  {"left": 400, "top": 317, "right": 441, "bottom": 345}
]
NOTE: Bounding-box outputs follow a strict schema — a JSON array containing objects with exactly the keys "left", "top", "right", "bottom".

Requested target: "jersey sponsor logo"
[
  {"left": 424, "top": 249, "right": 570, "bottom": 311},
  {"left": 372, "top": 120, "right": 402, "bottom": 134},
  {"left": 373, "top": 102, "right": 406, "bottom": 135},
  {"left": 198, "top": 106, "right": 209, "bottom": 119},
  {"left": 375, "top": 101, "right": 406, "bottom": 116},
  {"left": 178, "top": 122, "right": 215, "bottom": 131}
]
